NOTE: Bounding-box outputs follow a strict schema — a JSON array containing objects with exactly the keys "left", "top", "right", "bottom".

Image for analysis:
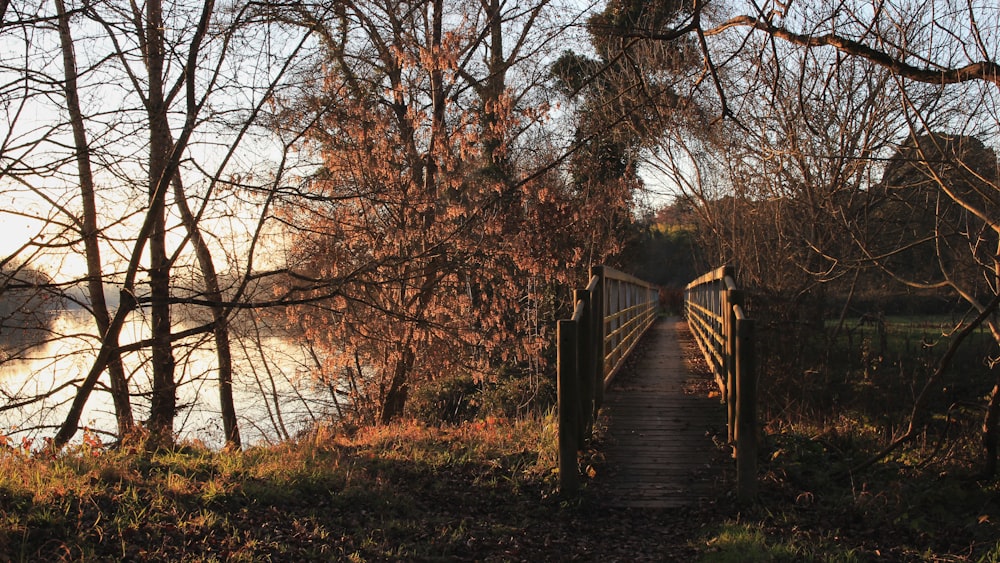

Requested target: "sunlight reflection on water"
[{"left": 0, "top": 309, "right": 340, "bottom": 449}]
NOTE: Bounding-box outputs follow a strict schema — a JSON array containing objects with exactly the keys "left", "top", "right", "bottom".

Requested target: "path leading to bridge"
[{"left": 594, "top": 318, "right": 728, "bottom": 508}]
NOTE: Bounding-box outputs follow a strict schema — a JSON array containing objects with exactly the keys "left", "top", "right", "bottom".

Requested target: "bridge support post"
[
  {"left": 592, "top": 266, "right": 606, "bottom": 414},
  {"left": 727, "top": 287, "right": 742, "bottom": 446},
  {"left": 736, "top": 314, "right": 758, "bottom": 503},
  {"left": 557, "top": 267, "right": 658, "bottom": 495},
  {"left": 724, "top": 284, "right": 737, "bottom": 444},
  {"left": 574, "top": 289, "right": 595, "bottom": 446},
  {"left": 557, "top": 317, "right": 579, "bottom": 494}
]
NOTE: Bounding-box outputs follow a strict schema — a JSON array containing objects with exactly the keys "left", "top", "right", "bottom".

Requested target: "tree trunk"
[
  {"left": 481, "top": 0, "right": 509, "bottom": 175},
  {"left": 54, "top": 0, "right": 135, "bottom": 438},
  {"left": 988, "top": 247, "right": 1000, "bottom": 478},
  {"left": 171, "top": 174, "right": 241, "bottom": 448},
  {"left": 145, "top": 0, "right": 176, "bottom": 443},
  {"left": 375, "top": 0, "right": 443, "bottom": 426},
  {"left": 380, "top": 348, "right": 415, "bottom": 424}
]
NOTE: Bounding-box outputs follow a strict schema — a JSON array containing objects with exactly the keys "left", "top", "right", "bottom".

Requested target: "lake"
[{"left": 0, "top": 309, "right": 341, "bottom": 449}]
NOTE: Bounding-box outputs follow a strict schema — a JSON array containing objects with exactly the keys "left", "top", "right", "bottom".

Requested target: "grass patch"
[
  {"left": 732, "top": 416, "right": 1000, "bottom": 561},
  {"left": 688, "top": 309, "right": 1000, "bottom": 562},
  {"left": 6, "top": 309, "right": 1000, "bottom": 563},
  {"left": 700, "top": 521, "right": 874, "bottom": 562},
  {"left": 701, "top": 523, "right": 799, "bottom": 562},
  {"left": 0, "top": 411, "right": 720, "bottom": 561}
]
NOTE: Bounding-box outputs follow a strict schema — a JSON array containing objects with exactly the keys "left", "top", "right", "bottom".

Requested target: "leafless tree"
[
  {"left": 1, "top": 0, "right": 338, "bottom": 449},
  {"left": 619, "top": 0, "right": 1000, "bottom": 474}
]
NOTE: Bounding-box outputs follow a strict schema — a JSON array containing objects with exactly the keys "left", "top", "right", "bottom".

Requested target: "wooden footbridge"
[{"left": 557, "top": 266, "right": 757, "bottom": 506}]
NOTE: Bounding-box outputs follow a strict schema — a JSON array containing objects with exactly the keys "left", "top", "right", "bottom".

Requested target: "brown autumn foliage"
[{"left": 272, "top": 1, "right": 633, "bottom": 425}]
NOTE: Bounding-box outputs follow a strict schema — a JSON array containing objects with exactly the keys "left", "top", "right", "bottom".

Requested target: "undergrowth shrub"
[
  {"left": 477, "top": 374, "right": 555, "bottom": 419},
  {"left": 408, "top": 374, "right": 481, "bottom": 423},
  {"left": 408, "top": 372, "right": 556, "bottom": 424},
  {"left": 739, "top": 287, "right": 1000, "bottom": 560}
]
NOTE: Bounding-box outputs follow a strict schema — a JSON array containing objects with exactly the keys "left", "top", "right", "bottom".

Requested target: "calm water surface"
[{"left": 0, "top": 309, "right": 340, "bottom": 448}]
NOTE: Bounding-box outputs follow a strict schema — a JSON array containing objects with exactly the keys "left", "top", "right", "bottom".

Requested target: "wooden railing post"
[
  {"left": 685, "top": 264, "right": 757, "bottom": 502},
  {"left": 574, "top": 288, "right": 594, "bottom": 445},
  {"left": 557, "top": 266, "right": 658, "bottom": 495},
  {"left": 592, "top": 267, "right": 606, "bottom": 413},
  {"left": 728, "top": 289, "right": 743, "bottom": 446},
  {"left": 609, "top": 277, "right": 619, "bottom": 372},
  {"left": 557, "top": 316, "right": 579, "bottom": 494},
  {"left": 724, "top": 284, "right": 736, "bottom": 444},
  {"left": 736, "top": 310, "right": 757, "bottom": 503}
]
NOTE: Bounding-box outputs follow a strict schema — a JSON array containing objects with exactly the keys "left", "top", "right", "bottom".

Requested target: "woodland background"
[
  {"left": 3, "top": 0, "right": 1000, "bottom": 559},
  {"left": 0, "top": 1, "right": 999, "bottom": 551}
]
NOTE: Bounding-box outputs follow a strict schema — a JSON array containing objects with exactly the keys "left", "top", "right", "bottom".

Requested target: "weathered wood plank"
[{"left": 593, "top": 318, "right": 727, "bottom": 509}]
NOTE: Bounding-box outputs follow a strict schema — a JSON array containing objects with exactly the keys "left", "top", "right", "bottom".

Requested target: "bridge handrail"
[
  {"left": 557, "top": 265, "right": 658, "bottom": 493},
  {"left": 685, "top": 265, "right": 757, "bottom": 502}
]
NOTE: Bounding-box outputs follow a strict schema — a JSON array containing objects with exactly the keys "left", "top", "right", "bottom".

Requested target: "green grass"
[
  {"left": 828, "top": 314, "right": 996, "bottom": 361},
  {"left": 699, "top": 521, "right": 876, "bottom": 562},
  {"left": 701, "top": 523, "right": 799, "bottom": 562}
]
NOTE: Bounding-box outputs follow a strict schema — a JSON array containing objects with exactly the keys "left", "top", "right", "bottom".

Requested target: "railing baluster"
[
  {"left": 684, "top": 265, "right": 758, "bottom": 503},
  {"left": 574, "top": 288, "right": 594, "bottom": 445},
  {"left": 593, "top": 267, "right": 606, "bottom": 413},
  {"left": 735, "top": 305, "right": 757, "bottom": 503},
  {"left": 558, "top": 309, "right": 581, "bottom": 494},
  {"left": 557, "top": 266, "right": 658, "bottom": 494}
]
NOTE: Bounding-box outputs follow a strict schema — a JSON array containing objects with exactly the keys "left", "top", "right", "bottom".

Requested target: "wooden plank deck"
[{"left": 593, "top": 318, "right": 727, "bottom": 508}]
